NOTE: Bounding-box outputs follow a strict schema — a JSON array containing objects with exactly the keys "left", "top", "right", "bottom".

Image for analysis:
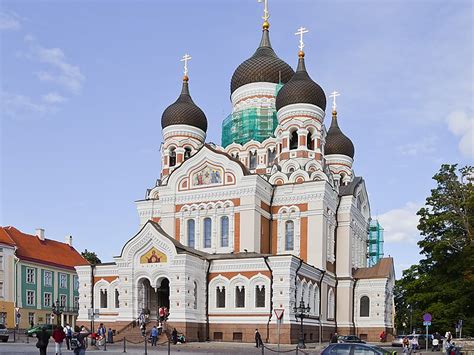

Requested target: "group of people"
[{"left": 35, "top": 324, "right": 90, "bottom": 355}]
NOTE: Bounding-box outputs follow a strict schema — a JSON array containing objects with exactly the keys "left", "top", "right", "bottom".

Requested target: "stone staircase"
[{"left": 115, "top": 321, "right": 170, "bottom": 345}]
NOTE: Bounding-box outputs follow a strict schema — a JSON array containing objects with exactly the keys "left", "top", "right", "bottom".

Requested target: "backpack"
[
  {"left": 67, "top": 327, "right": 72, "bottom": 337},
  {"left": 70, "top": 335, "right": 83, "bottom": 350}
]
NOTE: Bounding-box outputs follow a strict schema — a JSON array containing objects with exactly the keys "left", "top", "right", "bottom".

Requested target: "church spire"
[{"left": 257, "top": 0, "right": 270, "bottom": 30}]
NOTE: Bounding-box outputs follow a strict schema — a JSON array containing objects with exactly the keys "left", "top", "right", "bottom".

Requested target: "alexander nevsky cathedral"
[{"left": 76, "top": 3, "right": 395, "bottom": 344}]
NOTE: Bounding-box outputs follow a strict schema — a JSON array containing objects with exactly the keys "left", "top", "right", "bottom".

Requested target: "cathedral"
[{"left": 76, "top": 5, "right": 395, "bottom": 344}]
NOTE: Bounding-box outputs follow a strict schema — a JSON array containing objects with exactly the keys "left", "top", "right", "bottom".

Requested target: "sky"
[{"left": 1, "top": 0, "right": 472, "bottom": 278}]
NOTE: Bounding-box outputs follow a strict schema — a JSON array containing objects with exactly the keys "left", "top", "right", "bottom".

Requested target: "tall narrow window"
[
  {"left": 184, "top": 147, "right": 192, "bottom": 160},
  {"left": 307, "top": 132, "right": 314, "bottom": 150},
  {"left": 249, "top": 151, "right": 257, "bottom": 169},
  {"left": 216, "top": 286, "right": 226, "bottom": 308},
  {"left": 235, "top": 286, "right": 245, "bottom": 308},
  {"left": 187, "top": 220, "right": 195, "bottom": 248},
  {"left": 203, "top": 218, "right": 212, "bottom": 248},
  {"left": 360, "top": 296, "right": 370, "bottom": 317},
  {"left": 193, "top": 281, "right": 198, "bottom": 309},
  {"left": 267, "top": 148, "right": 276, "bottom": 166},
  {"left": 255, "top": 285, "right": 265, "bottom": 308},
  {"left": 327, "top": 288, "right": 335, "bottom": 320},
  {"left": 169, "top": 147, "right": 176, "bottom": 167},
  {"left": 100, "top": 290, "right": 108, "bottom": 308},
  {"left": 290, "top": 130, "right": 298, "bottom": 150},
  {"left": 115, "top": 289, "right": 120, "bottom": 308},
  {"left": 220, "top": 216, "right": 229, "bottom": 247},
  {"left": 285, "top": 220, "right": 294, "bottom": 251}
]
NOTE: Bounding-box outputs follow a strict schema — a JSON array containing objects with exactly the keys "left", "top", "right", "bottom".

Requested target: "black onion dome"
[
  {"left": 230, "top": 29, "right": 294, "bottom": 94},
  {"left": 161, "top": 79, "right": 207, "bottom": 132},
  {"left": 325, "top": 113, "right": 355, "bottom": 158},
  {"left": 275, "top": 54, "right": 326, "bottom": 111}
]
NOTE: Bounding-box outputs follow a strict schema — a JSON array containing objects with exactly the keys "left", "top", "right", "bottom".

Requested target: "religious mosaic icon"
[
  {"left": 192, "top": 165, "right": 223, "bottom": 187},
  {"left": 140, "top": 247, "right": 167, "bottom": 264}
]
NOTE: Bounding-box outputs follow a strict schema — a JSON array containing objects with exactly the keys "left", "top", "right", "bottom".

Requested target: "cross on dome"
[
  {"left": 295, "top": 26, "right": 309, "bottom": 52},
  {"left": 329, "top": 90, "right": 340, "bottom": 112},
  {"left": 180, "top": 53, "right": 192, "bottom": 78},
  {"left": 257, "top": 0, "right": 270, "bottom": 28}
]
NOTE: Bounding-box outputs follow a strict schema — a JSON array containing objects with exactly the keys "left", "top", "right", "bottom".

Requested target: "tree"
[
  {"left": 395, "top": 164, "right": 474, "bottom": 336},
  {"left": 81, "top": 249, "right": 101, "bottom": 265}
]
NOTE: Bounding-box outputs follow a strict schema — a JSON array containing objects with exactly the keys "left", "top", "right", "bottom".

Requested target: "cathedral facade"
[{"left": 75, "top": 9, "right": 395, "bottom": 344}]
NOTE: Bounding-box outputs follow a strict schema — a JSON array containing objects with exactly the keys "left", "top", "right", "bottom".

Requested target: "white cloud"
[
  {"left": 378, "top": 202, "right": 421, "bottom": 243},
  {"left": 25, "top": 37, "right": 85, "bottom": 94},
  {"left": 447, "top": 111, "right": 474, "bottom": 159},
  {"left": 1, "top": 91, "right": 57, "bottom": 118},
  {"left": 42, "top": 92, "right": 67, "bottom": 104},
  {"left": 0, "top": 11, "right": 21, "bottom": 31},
  {"left": 398, "top": 135, "right": 437, "bottom": 156}
]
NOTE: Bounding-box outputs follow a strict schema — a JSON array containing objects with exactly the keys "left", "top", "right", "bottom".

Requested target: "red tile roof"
[
  {"left": 1, "top": 226, "right": 89, "bottom": 270},
  {"left": 0, "top": 228, "right": 16, "bottom": 246}
]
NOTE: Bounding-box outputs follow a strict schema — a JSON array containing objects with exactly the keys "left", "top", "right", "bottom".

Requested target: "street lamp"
[
  {"left": 293, "top": 296, "right": 311, "bottom": 349},
  {"left": 52, "top": 300, "right": 64, "bottom": 326}
]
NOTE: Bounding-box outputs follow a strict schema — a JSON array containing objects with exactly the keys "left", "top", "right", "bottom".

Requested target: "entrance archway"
[{"left": 137, "top": 277, "right": 170, "bottom": 321}]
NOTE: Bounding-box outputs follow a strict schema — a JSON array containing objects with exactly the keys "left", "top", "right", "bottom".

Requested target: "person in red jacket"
[{"left": 52, "top": 325, "right": 66, "bottom": 355}]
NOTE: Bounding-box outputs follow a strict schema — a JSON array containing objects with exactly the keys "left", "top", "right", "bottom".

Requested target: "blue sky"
[{"left": 1, "top": 0, "right": 472, "bottom": 278}]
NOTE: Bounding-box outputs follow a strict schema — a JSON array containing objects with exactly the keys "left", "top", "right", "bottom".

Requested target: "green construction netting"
[
  {"left": 368, "top": 220, "right": 384, "bottom": 267},
  {"left": 221, "top": 85, "right": 283, "bottom": 148}
]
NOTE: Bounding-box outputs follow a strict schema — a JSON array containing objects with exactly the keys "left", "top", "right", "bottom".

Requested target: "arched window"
[
  {"left": 255, "top": 285, "right": 265, "bottom": 308},
  {"left": 327, "top": 288, "right": 335, "bottom": 320},
  {"left": 235, "top": 286, "right": 245, "bottom": 308},
  {"left": 290, "top": 130, "right": 298, "bottom": 150},
  {"left": 100, "top": 290, "right": 108, "bottom": 308},
  {"left": 115, "top": 289, "right": 119, "bottom": 308},
  {"left": 169, "top": 147, "right": 176, "bottom": 167},
  {"left": 360, "top": 296, "right": 370, "bottom": 317},
  {"left": 307, "top": 132, "right": 314, "bottom": 150},
  {"left": 285, "top": 220, "right": 294, "bottom": 251},
  {"left": 187, "top": 219, "right": 195, "bottom": 248},
  {"left": 220, "top": 216, "right": 229, "bottom": 247},
  {"left": 203, "top": 218, "right": 212, "bottom": 248},
  {"left": 184, "top": 147, "right": 192, "bottom": 160},
  {"left": 216, "top": 286, "right": 225, "bottom": 308},
  {"left": 314, "top": 285, "right": 320, "bottom": 316},
  {"left": 267, "top": 148, "right": 276, "bottom": 166},
  {"left": 193, "top": 281, "right": 198, "bottom": 309},
  {"left": 249, "top": 151, "right": 257, "bottom": 169}
]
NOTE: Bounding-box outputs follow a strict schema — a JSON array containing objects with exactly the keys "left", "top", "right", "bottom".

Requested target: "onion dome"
[
  {"left": 325, "top": 111, "right": 355, "bottom": 158},
  {"left": 275, "top": 52, "right": 326, "bottom": 111},
  {"left": 161, "top": 77, "right": 207, "bottom": 132},
  {"left": 230, "top": 27, "right": 294, "bottom": 94}
]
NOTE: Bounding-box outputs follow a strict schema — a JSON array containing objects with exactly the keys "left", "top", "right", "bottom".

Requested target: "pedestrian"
[
  {"left": 255, "top": 329, "right": 262, "bottom": 348},
  {"left": 52, "top": 325, "right": 66, "bottom": 355},
  {"left": 97, "top": 323, "right": 106, "bottom": 346},
  {"left": 36, "top": 326, "right": 50, "bottom": 355},
  {"left": 403, "top": 336, "right": 410, "bottom": 353},
  {"left": 63, "top": 323, "right": 72, "bottom": 350},
  {"left": 171, "top": 328, "right": 178, "bottom": 344},
  {"left": 72, "top": 326, "right": 90, "bottom": 355},
  {"left": 151, "top": 325, "right": 158, "bottom": 346},
  {"left": 331, "top": 332, "right": 339, "bottom": 343},
  {"left": 159, "top": 307, "right": 165, "bottom": 322},
  {"left": 107, "top": 328, "right": 114, "bottom": 343},
  {"left": 157, "top": 321, "right": 163, "bottom": 335},
  {"left": 30, "top": 320, "right": 34, "bottom": 329},
  {"left": 379, "top": 330, "right": 386, "bottom": 342},
  {"left": 444, "top": 336, "right": 452, "bottom": 355},
  {"left": 141, "top": 323, "right": 146, "bottom": 337},
  {"left": 411, "top": 336, "right": 419, "bottom": 353}
]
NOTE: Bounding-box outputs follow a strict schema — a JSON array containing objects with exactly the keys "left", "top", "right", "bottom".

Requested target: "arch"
[
  {"left": 267, "top": 148, "right": 276, "bottom": 166},
  {"left": 184, "top": 146, "right": 192, "bottom": 160},
  {"left": 249, "top": 151, "right": 257, "bottom": 169},
  {"left": 313, "top": 284, "right": 320, "bottom": 316},
  {"left": 360, "top": 295, "right": 370, "bottom": 317},
  {"left": 307, "top": 132, "right": 314, "bottom": 150}
]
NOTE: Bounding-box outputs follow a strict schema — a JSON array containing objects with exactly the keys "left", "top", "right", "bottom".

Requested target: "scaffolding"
[
  {"left": 221, "top": 84, "right": 283, "bottom": 148},
  {"left": 368, "top": 219, "right": 384, "bottom": 266}
]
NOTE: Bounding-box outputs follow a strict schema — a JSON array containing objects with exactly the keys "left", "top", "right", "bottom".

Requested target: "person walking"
[
  {"left": 36, "top": 326, "right": 50, "bottom": 355},
  {"left": 255, "top": 329, "right": 262, "bottom": 348},
  {"left": 150, "top": 325, "right": 158, "bottom": 346},
  {"left": 402, "top": 336, "right": 410, "bottom": 353},
  {"left": 331, "top": 332, "right": 339, "bottom": 343},
  {"left": 107, "top": 328, "right": 114, "bottom": 343},
  {"left": 52, "top": 326, "right": 66, "bottom": 355},
  {"left": 72, "top": 326, "right": 90, "bottom": 355},
  {"left": 411, "top": 336, "right": 419, "bottom": 353},
  {"left": 63, "top": 323, "right": 72, "bottom": 350}
]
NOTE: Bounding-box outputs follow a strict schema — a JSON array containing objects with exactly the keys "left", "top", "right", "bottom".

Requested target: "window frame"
[
  {"left": 187, "top": 219, "right": 195, "bottom": 248},
  {"left": 216, "top": 286, "right": 226, "bottom": 308},
  {"left": 26, "top": 268, "right": 35, "bottom": 284},
  {"left": 59, "top": 294, "right": 67, "bottom": 308},
  {"left": 255, "top": 285, "right": 265, "bottom": 308},
  {"left": 285, "top": 220, "right": 295, "bottom": 251},
  {"left": 44, "top": 292, "right": 52, "bottom": 307},
  {"left": 26, "top": 290, "right": 35, "bottom": 306},
  {"left": 44, "top": 271, "right": 52, "bottom": 287},
  {"left": 203, "top": 217, "right": 212, "bottom": 248},
  {"left": 220, "top": 216, "right": 229, "bottom": 248},
  {"left": 235, "top": 285, "right": 245, "bottom": 308},
  {"left": 59, "top": 273, "right": 67, "bottom": 289}
]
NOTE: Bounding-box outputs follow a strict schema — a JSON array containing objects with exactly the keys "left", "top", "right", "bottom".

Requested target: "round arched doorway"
[{"left": 137, "top": 277, "right": 170, "bottom": 321}]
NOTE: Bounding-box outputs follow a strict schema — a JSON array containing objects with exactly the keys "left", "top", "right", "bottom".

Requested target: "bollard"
[
  {"left": 104, "top": 336, "right": 107, "bottom": 351},
  {"left": 261, "top": 344, "right": 264, "bottom": 354},
  {"left": 13, "top": 328, "right": 16, "bottom": 343},
  {"left": 144, "top": 335, "right": 148, "bottom": 355},
  {"left": 123, "top": 337, "right": 126, "bottom": 353},
  {"left": 26, "top": 333, "right": 29, "bottom": 344},
  {"left": 296, "top": 346, "right": 299, "bottom": 355},
  {"left": 167, "top": 337, "right": 171, "bottom": 355}
]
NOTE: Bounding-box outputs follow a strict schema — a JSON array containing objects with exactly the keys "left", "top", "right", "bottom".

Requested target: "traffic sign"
[
  {"left": 423, "top": 313, "right": 432, "bottom": 322},
  {"left": 423, "top": 321, "right": 431, "bottom": 326},
  {"left": 274, "top": 308, "right": 284, "bottom": 320}
]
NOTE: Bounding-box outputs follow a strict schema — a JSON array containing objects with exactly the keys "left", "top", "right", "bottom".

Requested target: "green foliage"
[
  {"left": 81, "top": 249, "right": 101, "bottom": 265},
  {"left": 395, "top": 164, "right": 474, "bottom": 336}
]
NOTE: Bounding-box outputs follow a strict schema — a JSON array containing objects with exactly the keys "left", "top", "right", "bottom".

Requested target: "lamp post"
[
  {"left": 293, "top": 296, "right": 310, "bottom": 349},
  {"left": 52, "top": 300, "right": 64, "bottom": 326}
]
